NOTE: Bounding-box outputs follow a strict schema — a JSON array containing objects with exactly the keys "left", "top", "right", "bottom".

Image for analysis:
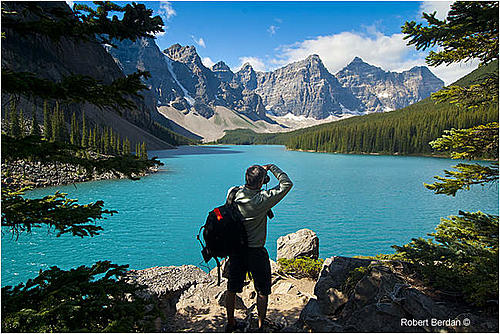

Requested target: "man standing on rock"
[{"left": 225, "top": 164, "right": 293, "bottom": 332}]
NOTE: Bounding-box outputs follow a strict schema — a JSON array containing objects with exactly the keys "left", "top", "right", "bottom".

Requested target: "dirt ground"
[{"left": 167, "top": 276, "right": 315, "bottom": 332}]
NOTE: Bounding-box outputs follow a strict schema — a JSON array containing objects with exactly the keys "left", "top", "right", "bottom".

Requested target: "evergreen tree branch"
[
  {"left": 424, "top": 162, "right": 498, "bottom": 196},
  {"left": 402, "top": 2, "right": 499, "bottom": 66},
  {"left": 391, "top": 211, "right": 498, "bottom": 305},
  {"left": 431, "top": 74, "right": 499, "bottom": 110},
  {"left": 1, "top": 261, "right": 159, "bottom": 332},
  {"left": 1, "top": 2, "right": 164, "bottom": 45},
  {"left": 1, "top": 185, "right": 114, "bottom": 239},
  {"left": 428, "top": 123, "right": 499, "bottom": 160}
]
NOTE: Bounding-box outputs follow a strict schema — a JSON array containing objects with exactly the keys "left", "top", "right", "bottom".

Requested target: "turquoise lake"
[{"left": 2, "top": 145, "right": 498, "bottom": 286}]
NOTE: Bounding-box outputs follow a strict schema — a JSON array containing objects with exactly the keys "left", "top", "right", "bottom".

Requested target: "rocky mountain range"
[
  {"left": 335, "top": 57, "right": 445, "bottom": 112},
  {"left": 108, "top": 40, "right": 268, "bottom": 121},
  {"left": 108, "top": 37, "right": 444, "bottom": 121}
]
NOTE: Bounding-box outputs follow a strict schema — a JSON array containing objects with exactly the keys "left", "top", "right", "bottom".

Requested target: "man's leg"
[
  {"left": 248, "top": 248, "right": 272, "bottom": 330},
  {"left": 225, "top": 291, "right": 237, "bottom": 326},
  {"left": 256, "top": 293, "right": 268, "bottom": 329},
  {"left": 225, "top": 254, "right": 246, "bottom": 330}
]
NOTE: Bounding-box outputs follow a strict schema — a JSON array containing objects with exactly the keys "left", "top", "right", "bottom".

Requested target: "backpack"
[{"left": 197, "top": 187, "right": 247, "bottom": 285}]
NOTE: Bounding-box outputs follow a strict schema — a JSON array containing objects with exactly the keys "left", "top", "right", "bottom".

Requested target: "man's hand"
[{"left": 262, "top": 164, "right": 273, "bottom": 171}]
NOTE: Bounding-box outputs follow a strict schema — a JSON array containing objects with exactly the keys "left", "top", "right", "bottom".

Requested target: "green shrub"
[
  {"left": 390, "top": 211, "right": 498, "bottom": 306},
  {"left": 342, "top": 266, "right": 370, "bottom": 295},
  {"left": 277, "top": 257, "right": 324, "bottom": 279},
  {"left": 1, "top": 261, "right": 159, "bottom": 332}
]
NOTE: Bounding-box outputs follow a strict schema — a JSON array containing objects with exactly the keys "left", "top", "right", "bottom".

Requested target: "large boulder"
[
  {"left": 314, "top": 256, "right": 373, "bottom": 315},
  {"left": 124, "top": 265, "right": 211, "bottom": 315},
  {"left": 299, "top": 257, "right": 499, "bottom": 333},
  {"left": 277, "top": 229, "right": 319, "bottom": 260}
]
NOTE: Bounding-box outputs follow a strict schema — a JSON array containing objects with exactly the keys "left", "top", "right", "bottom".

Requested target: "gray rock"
[
  {"left": 124, "top": 265, "right": 211, "bottom": 315},
  {"left": 277, "top": 228, "right": 319, "bottom": 260},
  {"left": 274, "top": 282, "right": 294, "bottom": 295},
  {"left": 216, "top": 290, "right": 247, "bottom": 309},
  {"left": 306, "top": 257, "right": 486, "bottom": 333},
  {"left": 299, "top": 298, "right": 343, "bottom": 332},
  {"left": 313, "top": 256, "right": 373, "bottom": 315}
]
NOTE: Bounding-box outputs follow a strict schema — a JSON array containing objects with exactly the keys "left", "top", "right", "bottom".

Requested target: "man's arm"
[{"left": 260, "top": 164, "right": 293, "bottom": 210}]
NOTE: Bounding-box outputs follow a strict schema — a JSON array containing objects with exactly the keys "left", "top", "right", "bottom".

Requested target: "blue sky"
[{"left": 69, "top": 1, "right": 478, "bottom": 85}]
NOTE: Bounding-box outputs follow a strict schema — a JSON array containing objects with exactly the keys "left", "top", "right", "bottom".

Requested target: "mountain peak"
[
  {"left": 306, "top": 54, "right": 321, "bottom": 61},
  {"left": 212, "top": 61, "right": 231, "bottom": 72},
  {"left": 164, "top": 44, "right": 202, "bottom": 65},
  {"left": 242, "top": 62, "right": 253, "bottom": 69}
]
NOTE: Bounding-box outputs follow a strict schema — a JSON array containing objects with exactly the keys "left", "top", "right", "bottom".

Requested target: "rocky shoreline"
[
  {"left": 1, "top": 159, "right": 160, "bottom": 189},
  {"left": 123, "top": 229, "right": 498, "bottom": 333}
]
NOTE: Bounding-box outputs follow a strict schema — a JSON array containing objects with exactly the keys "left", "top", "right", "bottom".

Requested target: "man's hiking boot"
[{"left": 225, "top": 319, "right": 247, "bottom": 332}]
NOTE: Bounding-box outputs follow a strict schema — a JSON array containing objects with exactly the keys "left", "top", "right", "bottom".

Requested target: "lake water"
[{"left": 2, "top": 145, "right": 498, "bottom": 286}]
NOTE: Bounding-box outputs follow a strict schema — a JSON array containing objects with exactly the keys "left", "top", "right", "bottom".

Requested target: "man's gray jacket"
[{"left": 227, "top": 164, "right": 293, "bottom": 248}]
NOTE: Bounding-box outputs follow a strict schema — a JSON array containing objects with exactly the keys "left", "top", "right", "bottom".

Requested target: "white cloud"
[
  {"left": 268, "top": 25, "right": 279, "bottom": 36},
  {"left": 271, "top": 27, "right": 475, "bottom": 85},
  {"left": 202, "top": 57, "right": 216, "bottom": 68},
  {"left": 419, "top": 1, "right": 454, "bottom": 20},
  {"left": 237, "top": 57, "right": 267, "bottom": 72},
  {"left": 432, "top": 60, "right": 479, "bottom": 86},
  {"left": 273, "top": 29, "right": 415, "bottom": 74},
  {"left": 158, "top": 1, "right": 176, "bottom": 21},
  {"left": 191, "top": 36, "right": 206, "bottom": 48}
]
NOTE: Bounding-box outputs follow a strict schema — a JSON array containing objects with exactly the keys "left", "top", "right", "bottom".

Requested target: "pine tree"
[
  {"left": 123, "top": 138, "right": 131, "bottom": 155},
  {"left": 135, "top": 142, "right": 140, "bottom": 158},
  {"left": 81, "top": 112, "right": 87, "bottom": 147},
  {"left": 31, "top": 110, "right": 41, "bottom": 136},
  {"left": 19, "top": 109, "right": 25, "bottom": 137},
  {"left": 51, "top": 103, "right": 60, "bottom": 142},
  {"left": 109, "top": 127, "right": 115, "bottom": 154},
  {"left": 9, "top": 101, "right": 21, "bottom": 138},
  {"left": 103, "top": 127, "right": 110, "bottom": 154},
  {"left": 140, "top": 142, "right": 148, "bottom": 159},
  {"left": 70, "top": 112, "right": 77, "bottom": 145},
  {"left": 42, "top": 101, "right": 51, "bottom": 140}
]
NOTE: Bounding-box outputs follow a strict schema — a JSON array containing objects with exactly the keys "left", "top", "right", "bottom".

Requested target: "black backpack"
[{"left": 197, "top": 187, "right": 247, "bottom": 285}]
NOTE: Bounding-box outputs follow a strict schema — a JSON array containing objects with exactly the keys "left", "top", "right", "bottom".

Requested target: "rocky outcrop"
[
  {"left": 335, "top": 57, "right": 444, "bottom": 113},
  {"left": 124, "top": 265, "right": 211, "bottom": 318},
  {"left": 277, "top": 229, "right": 319, "bottom": 260},
  {"left": 300, "top": 256, "right": 498, "bottom": 333},
  {"left": 2, "top": 158, "right": 159, "bottom": 189}
]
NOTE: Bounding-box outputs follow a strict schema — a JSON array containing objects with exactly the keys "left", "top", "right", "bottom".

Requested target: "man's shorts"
[{"left": 227, "top": 247, "right": 272, "bottom": 296}]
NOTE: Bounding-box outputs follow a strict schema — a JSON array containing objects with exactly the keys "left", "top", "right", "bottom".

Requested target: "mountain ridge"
[{"left": 107, "top": 37, "right": 444, "bottom": 123}]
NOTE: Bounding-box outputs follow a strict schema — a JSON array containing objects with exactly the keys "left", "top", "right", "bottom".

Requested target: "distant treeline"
[
  {"left": 3, "top": 101, "right": 152, "bottom": 158},
  {"left": 3, "top": 100, "right": 196, "bottom": 157},
  {"left": 217, "top": 60, "right": 499, "bottom": 156}
]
